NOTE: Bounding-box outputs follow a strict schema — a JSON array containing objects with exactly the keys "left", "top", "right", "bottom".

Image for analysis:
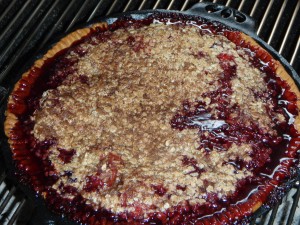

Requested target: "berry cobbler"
[{"left": 5, "top": 13, "right": 300, "bottom": 224}]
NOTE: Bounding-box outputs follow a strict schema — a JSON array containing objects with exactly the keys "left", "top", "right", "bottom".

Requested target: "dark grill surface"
[{"left": 0, "top": 0, "right": 299, "bottom": 224}]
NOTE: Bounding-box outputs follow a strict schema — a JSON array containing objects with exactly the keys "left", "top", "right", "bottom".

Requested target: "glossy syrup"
[{"left": 7, "top": 13, "right": 300, "bottom": 224}]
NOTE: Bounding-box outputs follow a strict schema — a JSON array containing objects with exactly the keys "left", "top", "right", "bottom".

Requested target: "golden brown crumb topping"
[{"left": 31, "top": 23, "right": 278, "bottom": 215}]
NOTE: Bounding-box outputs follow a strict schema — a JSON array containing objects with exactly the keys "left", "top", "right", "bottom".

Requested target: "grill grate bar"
[
  {"left": 106, "top": 0, "right": 119, "bottom": 15},
  {"left": 225, "top": 0, "right": 232, "bottom": 6},
  {"left": 65, "top": 0, "right": 91, "bottom": 33},
  {"left": 36, "top": 1, "right": 77, "bottom": 51},
  {"left": 6, "top": 198, "right": 26, "bottom": 225},
  {"left": 0, "top": 0, "right": 60, "bottom": 84},
  {"left": 267, "top": 0, "right": 286, "bottom": 45},
  {"left": 138, "top": 0, "right": 148, "bottom": 10},
  {"left": 259, "top": 212, "right": 268, "bottom": 225},
  {"left": 0, "top": 0, "right": 32, "bottom": 54},
  {"left": 237, "top": 0, "right": 246, "bottom": 11},
  {"left": 88, "top": 0, "right": 105, "bottom": 21},
  {"left": 257, "top": 0, "right": 274, "bottom": 36},
  {"left": 167, "top": 0, "right": 176, "bottom": 10},
  {"left": 153, "top": 0, "right": 161, "bottom": 9},
  {"left": 267, "top": 202, "right": 280, "bottom": 225},
  {"left": 0, "top": 0, "right": 17, "bottom": 23},
  {"left": 279, "top": 0, "right": 300, "bottom": 55},
  {"left": 249, "top": 0, "right": 260, "bottom": 17},
  {"left": 290, "top": 37, "right": 300, "bottom": 66},
  {"left": 0, "top": 186, "right": 16, "bottom": 215},
  {"left": 286, "top": 182, "right": 300, "bottom": 225},
  {"left": 0, "top": 173, "right": 6, "bottom": 185},
  {"left": 0, "top": 0, "right": 49, "bottom": 82},
  {"left": 180, "top": 0, "right": 190, "bottom": 11},
  {"left": 123, "top": 0, "right": 134, "bottom": 12}
]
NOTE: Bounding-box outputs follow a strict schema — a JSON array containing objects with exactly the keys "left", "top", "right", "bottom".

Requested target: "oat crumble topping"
[{"left": 31, "top": 24, "right": 282, "bottom": 216}]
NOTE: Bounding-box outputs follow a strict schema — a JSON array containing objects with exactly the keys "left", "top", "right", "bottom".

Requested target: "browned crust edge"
[
  {"left": 240, "top": 33, "right": 300, "bottom": 132},
  {"left": 4, "top": 22, "right": 108, "bottom": 140}
]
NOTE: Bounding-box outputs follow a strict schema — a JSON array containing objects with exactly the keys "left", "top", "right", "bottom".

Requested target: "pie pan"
[{"left": 3, "top": 2, "right": 300, "bottom": 225}]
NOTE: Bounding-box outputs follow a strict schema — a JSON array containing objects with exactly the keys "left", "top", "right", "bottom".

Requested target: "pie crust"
[{"left": 4, "top": 13, "right": 300, "bottom": 224}]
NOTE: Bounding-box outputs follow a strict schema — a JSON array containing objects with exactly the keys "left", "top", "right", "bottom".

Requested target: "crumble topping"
[{"left": 31, "top": 23, "right": 284, "bottom": 216}]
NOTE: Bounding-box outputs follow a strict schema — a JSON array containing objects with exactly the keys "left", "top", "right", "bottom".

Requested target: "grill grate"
[{"left": 0, "top": 0, "right": 299, "bottom": 224}]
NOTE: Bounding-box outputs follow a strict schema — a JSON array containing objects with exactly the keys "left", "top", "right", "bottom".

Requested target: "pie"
[{"left": 4, "top": 13, "right": 300, "bottom": 224}]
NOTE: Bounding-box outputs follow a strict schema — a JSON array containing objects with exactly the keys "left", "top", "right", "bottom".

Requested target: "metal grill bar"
[
  {"left": 123, "top": 0, "right": 134, "bottom": 12},
  {"left": 88, "top": 0, "right": 105, "bottom": 21},
  {"left": 138, "top": 0, "right": 148, "bottom": 10},
  {"left": 0, "top": 0, "right": 59, "bottom": 84},
  {"left": 0, "top": 0, "right": 17, "bottom": 23},
  {"left": 153, "top": 0, "right": 162, "bottom": 9},
  {"left": 36, "top": 1, "right": 77, "bottom": 50},
  {"left": 279, "top": 0, "right": 300, "bottom": 55},
  {"left": 286, "top": 182, "right": 300, "bottom": 225},
  {"left": 259, "top": 213, "right": 268, "bottom": 225},
  {"left": 0, "top": 0, "right": 32, "bottom": 56},
  {"left": 225, "top": 0, "right": 232, "bottom": 7},
  {"left": 181, "top": 0, "right": 190, "bottom": 11},
  {"left": 267, "top": 0, "right": 286, "bottom": 45},
  {"left": 0, "top": 174, "right": 28, "bottom": 225},
  {"left": 237, "top": 0, "right": 246, "bottom": 11},
  {"left": 167, "top": 0, "right": 176, "bottom": 10},
  {"left": 0, "top": 0, "right": 49, "bottom": 82},
  {"left": 249, "top": 0, "right": 259, "bottom": 17},
  {"left": 0, "top": 186, "right": 16, "bottom": 214},
  {"left": 6, "top": 198, "right": 26, "bottom": 225},
  {"left": 0, "top": 173, "right": 6, "bottom": 185},
  {"left": 290, "top": 37, "right": 300, "bottom": 66},
  {"left": 257, "top": 0, "right": 274, "bottom": 36},
  {"left": 107, "top": 0, "right": 119, "bottom": 15},
  {"left": 267, "top": 202, "right": 280, "bottom": 225},
  {"left": 65, "top": 0, "right": 91, "bottom": 33}
]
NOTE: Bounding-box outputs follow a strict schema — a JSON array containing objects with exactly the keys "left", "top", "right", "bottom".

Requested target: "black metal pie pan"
[{"left": 1, "top": 2, "right": 300, "bottom": 224}]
